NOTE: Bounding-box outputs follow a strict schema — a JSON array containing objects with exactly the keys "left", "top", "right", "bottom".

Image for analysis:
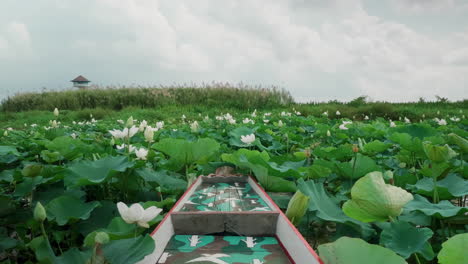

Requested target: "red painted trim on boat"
[
  {"left": 249, "top": 176, "right": 324, "bottom": 264},
  {"left": 150, "top": 175, "right": 202, "bottom": 236}
]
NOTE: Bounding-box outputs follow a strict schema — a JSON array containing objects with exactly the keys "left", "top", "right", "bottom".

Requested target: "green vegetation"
[
  {"left": 0, "top": 88, "right": 467, "bottom": 263},
  {"left": 0, "top": 84, "right": 293, "bottom": 112}
]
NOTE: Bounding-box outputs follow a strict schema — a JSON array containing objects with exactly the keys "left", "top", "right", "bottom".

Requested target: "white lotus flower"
[
  {"left": 404, "top": 117, "right": 410, "bottom": 123},
  {"left": 296, "top": 111, "right": 301, "bottom": 115},
  {"left": 144, "top": 126, "right": 154, "bottom": 143},
  {"left": 190, "top": 121, "right": 199, "bottom": 132},
  {"left": 364, "top": 115, "right": 369, "bottom": 120},
  {"left": 450, "top": 117, "right": 460, "bottom": 122},
  {"left": 390, "top": 121, "right": 396, "bottom": 127},
  {"left": 53, "top": 108, "right": 59, "bottom": 117},
  {"left": 251, "top": 109, "right": 257, "bottom": 117},
  {"left": 277, "top": 120, "right": 284, "bottom": 127},
  {"left": 204, "top": 115, "right": 210, "bottom": 121},
  {"left": 117, "top": 202, "right": 162, "bottom": 228},
  {"left": 109, "top": 129, "right": 126, "bottom": 139},
  {"left": 224, "top": 113, "right": 233, "bottom": 120},
  {"left": 71, "top": 133, "right": 77, "bottom": 139},
  {"left": 181, "top": 114, "right": 186, "bottom": 120},
  {"left": 322, "top": 111, "right": 328, "bottom": 116},
  {"left": 264, "top": 112, "right": 271, "bottom": 116},
  {"left": 216, "top": 116, "right": 224, "bottom": 121},
  {"left": 336, "top": 110, "right": 341, "bottom": 116},
  {"left": 116, "top": 144, "right": 126, "bottom": 150},
  {"left": 437, "top": 119, "right": 447, "bottom": 126},
  {"left": 342, "top": 121, "right": 352, "bottom": 125},
  {"left": 263, "top": 119, "right": 270, "bottom": 124},
  {"left": 51, "top": 120, "right": 58, "bottom": 128},
  {"left": 327, "top": 130, "right": 331, "bottom": 137},
  {"left": 31, "top": 124, "right": 37, "bottom": 127},
  {"left": 117, "top": 119, "right": 124, "bottom": 124},
  {"left": 127, "top": 126, "right": 139, "bottom": 138},
  {"left": 139, "top": 120, "right": 148, "bottom": 132},
  {"left": 240, "top": 134, "right": 256, "bottom": 145},
  {"left": 243, "top": 118, "right": 253, "bottom": 124},
  {"left": 339, "top": 124, "right": 349, "bottom": 130},
  {"left": 228, "top": 118, "right": 236, "bottom": 124},
  {"left": 155, "top": 121, "right": 164, "bottom": 130},
  {"left": 135, "top": 148, "right": 148, "bottom": 160}
]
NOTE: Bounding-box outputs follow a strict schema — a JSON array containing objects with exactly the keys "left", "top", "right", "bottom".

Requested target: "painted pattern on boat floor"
[
  {"left": 180, "top": 182, "right": 272, "bottom": 212},
  {"left": 157, "top": 235, "right": 292, "bottom": 264}
]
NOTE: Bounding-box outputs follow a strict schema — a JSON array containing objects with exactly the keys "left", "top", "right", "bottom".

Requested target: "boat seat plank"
[{"left": 157, "top": 235, "right": 292, "bottom": 264}]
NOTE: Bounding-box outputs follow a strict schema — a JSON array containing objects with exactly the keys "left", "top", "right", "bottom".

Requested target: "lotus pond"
[{"left": 0, "top": 109, "right": 467, "bottom": 264}]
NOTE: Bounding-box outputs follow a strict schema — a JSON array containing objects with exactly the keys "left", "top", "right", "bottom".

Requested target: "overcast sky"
[{"left": 1, "top": 0, "right": 467, "bottom": 103}]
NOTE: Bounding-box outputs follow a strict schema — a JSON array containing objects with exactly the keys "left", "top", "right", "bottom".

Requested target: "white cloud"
[
  {"left": 0, "top": 22, "right": 31, "bottom": 59},
  {"left": 0, "top": 0, "right": 467, "bottom": 102}
]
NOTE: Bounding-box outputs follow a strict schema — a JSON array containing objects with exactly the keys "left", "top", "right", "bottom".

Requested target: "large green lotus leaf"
[
  {"left": 102, "top": 234, "right": 155, "bottom": 264},
  {"left": 343, "top": 172, "right": 413, "bottom": 222},
  {"left": 362, "top": 140, "right": 391, "bottom": 155},
  {"left": 297, "top": 179, "right": 374, "bottom": 238},
  {"left": 77, "top": 201, "right": 117, "bottom": 236},
  {"left": 393, "top": 124, "right": 437, "bottom": 139},
  {"left": 249, "top": 163, "right": 296, "bottom": 192},
  {"left": 56, "top": 248, "right": 92, "bottom": 264},
  {"left": 222, "top": 148, "right": 301, "bottom": 179},
  {"left": 83, "top": 217, "right": 138, "bottom": 246},
  {"left": 13, "top": 176, "right": 46, "bottom": 197},
  {"left": 380, "top": 221, "right": 433, "bottom": 259},
  {"left": 45, "top": 136, "right": 90, "bottom": 160},
  {"left": 136, "top": 168, "right": 187, "bottom": 191},
  {"left": 422, "top": 142, "right": 457, "bottom": 163},
  {"left": 336, "top": 154, "right": 380, "bottom": 179},
  {"left": 438, "top": 234, "right": 468, "bottom": 264},
  {"left": 0, "top": 146, "right": 20, "bottom": 156},
  {"left": 303, "top": 164, "right": 332, "bottom": 179},
  {"left": 407, "top": 173, "right": 468, "bottom": 199},
  {"left": 64, "top": 156, "right": 134, "bottom": 187},
  {"left": 46, "top": 195, "right": 100, "bottom": 225},
  {"left": 448, "top": 133, "right": 468, "bottom": 153},
  {"left": 312, "top": 144, "right": 353, "bottom": 161},
  {"left": 404, "top": 194, "right": 468, "bottom": 219},
  {"left": 398, "top": 210, "right": 432, "bottom": 227},
  {"left": 390, "top": 133, "right": 424, "bottom": 154},
  {"left": 221, "top": 148, "right": 270, "bottom": 166},
  {"left": 318, "top": 237, "right": 407, "bottom": 264},
  {"left": 154, "top": 138, "right": 220, "bottom": 171}
]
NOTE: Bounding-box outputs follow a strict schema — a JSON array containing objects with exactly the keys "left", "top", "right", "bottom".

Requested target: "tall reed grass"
[{"left": 1, "top": 83, "right": 293, "bottom": 112}]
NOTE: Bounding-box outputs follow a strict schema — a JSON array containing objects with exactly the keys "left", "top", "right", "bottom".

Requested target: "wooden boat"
[{"left": 138, "top": 172, "right": 323, "bottom": 264}]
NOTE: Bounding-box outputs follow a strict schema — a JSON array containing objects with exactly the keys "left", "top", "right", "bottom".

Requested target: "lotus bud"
[
  {"left": 34, "top": 202, "right": 47, "bottom": 222},
  {"left": 53, "top": 108, "right": 59, "bottom": 117},
  {"left": 326, "top": 130, "right": 331, "bottom": 137},
  {"left": 352, "top": 144, "right": 359, "bottom": 153},
  {"left": 110, "top": 138, "right": 115, "bottom": 146},
  {"left": 3, "top": 130, "right": 7, "bottom": 136},
  {"left": 285, "top": 190, "right": 309, "bottom": 226},
  {"left": 304, "top": 148, "right": 311, "bottom": 158},
  {"left": 94, "top": 232, "right": 110, "bottom": 244},
  {"left": 22, "top": 164, "right": 43, "bottom": 177},
  {"left": 144, "top": 126, "right": 154, "bottom": 143},
  {"left": 126, "top": 116, "right": 134, "bottom": 128}
]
